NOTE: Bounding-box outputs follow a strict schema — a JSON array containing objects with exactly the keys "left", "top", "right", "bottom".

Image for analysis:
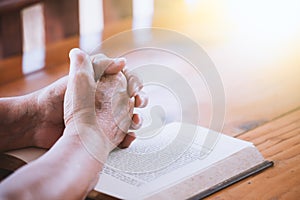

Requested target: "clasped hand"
[{"left": 63, "top": 48, "right": 147, "bottom": 157}]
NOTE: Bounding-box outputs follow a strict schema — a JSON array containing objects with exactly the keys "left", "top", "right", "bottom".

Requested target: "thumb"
[
  {"left": 91, "top": 54, "right": 126, "bottom": 81},
  {"left": 69, "top": 48, "right": 94, "bottom": 77},
  {"left": 67, "top": 48, "right": 96, "bottom": 115}
]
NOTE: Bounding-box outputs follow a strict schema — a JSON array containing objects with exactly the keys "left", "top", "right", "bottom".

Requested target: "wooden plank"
[
  {"left": 43, "top": 0, "right": 79, "bottom": 44},
  {"left": 0, "top": 35, "right": 77, "bottom": 86},
  {"left": 0, "top": 35, "right": 77, "bottom": 94},
  {"left": 206, "top": 108, "right": 300, "bottom": 199},
  {"left": 0, "top": 56, "right": 22, "bottom": 85},
  {"left": 45, "top": 35, "right": 79, "bottom": 68},
  {"left": 239, "top": 110, "right": 300, "bottom": 153},
  {"left": 0, "top": 11, "right": 23, "bottom": 58},
  {"left": 103, "top": 0, "right": 132, "bottom": 25},
  {"left": 102, "top": 18, "right": 132, "bottom": 40},
  {"left": 0, "top": 62, "right": 68, "bottom": 97},
  {"left": 0, "top": 0, "right": 40, "bottom": 14}
]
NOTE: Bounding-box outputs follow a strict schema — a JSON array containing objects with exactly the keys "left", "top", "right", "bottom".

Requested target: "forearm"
[
  {"left": 0, "top": 93, "right": 39, "bottom": 152},
  {"left": 0, "top": 129, "right": 108, "bottom": 200},
  {"left": 0, "top": 76, "right": 68, "bottom": 151}
]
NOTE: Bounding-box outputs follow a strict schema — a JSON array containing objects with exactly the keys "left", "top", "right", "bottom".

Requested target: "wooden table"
[
  {"left": 209, "top": 108, "right": 300, "bottom": 199},
  {"left": 0, "top": 0, "right": 299, "bottom": 199}
]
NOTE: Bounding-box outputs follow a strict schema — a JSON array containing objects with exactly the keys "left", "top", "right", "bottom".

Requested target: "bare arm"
[
  {"left": 0, "top": 77, "right": 67, "bottom": 152},
  {"left": 0, "top": 133, "right": 105, "bottom": 200},
  {"left": 0, "top": 94, "right": 38, "bottom": 151},
  {"left": 0, "top": 49, "right": 147, "bottom": 200}
]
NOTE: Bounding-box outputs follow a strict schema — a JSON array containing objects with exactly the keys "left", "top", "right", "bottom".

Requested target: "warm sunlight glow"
[
  {"left": 227, "top": 0, "right": 300, "bottom": 44},
  {"left": 22, "top": 3, "right": 45, "bottom": 74},
  {"left": 132, "top": 0, "right": 154, "bottom": 29},
  {"left": 224, "top": 0, "right": 300, "bottom": 68},
  {"left": 79, "top": 0, "right": 104, "bottom": 52}
]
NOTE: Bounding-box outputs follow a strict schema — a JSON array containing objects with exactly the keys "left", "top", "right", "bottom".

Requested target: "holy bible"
[{"left": 0, "top": 122, "right": 273, "bottom": 199}]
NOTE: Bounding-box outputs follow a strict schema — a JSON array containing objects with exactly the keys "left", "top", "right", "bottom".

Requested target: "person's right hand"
[{"left": 64, "top": 48, "right": 147, "bottom": 161}]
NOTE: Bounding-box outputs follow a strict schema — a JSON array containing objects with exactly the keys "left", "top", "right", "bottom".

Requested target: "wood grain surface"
[
  {"left": 207, "top": 108, "right": 300, "bottom": 199},
  {"left": 0, "top": 0, "right": 299, "bottom": 199}
]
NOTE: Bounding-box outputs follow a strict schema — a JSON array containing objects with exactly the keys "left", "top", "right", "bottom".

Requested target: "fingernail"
[
  {"left": 132, "top": 115, "right": 143, "bottom": 129},
  {"left": 139, "top": 96, "right": 149, "bottom": 108},
  {"left": 114, "top": 58, "right": 126, "bottom": 65},
  {"left": 128, "top": 76, "right": 143, "bottom": 97}
]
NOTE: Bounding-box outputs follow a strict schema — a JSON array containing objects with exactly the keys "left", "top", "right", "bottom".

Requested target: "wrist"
[
  {"left": 33, "top": 77, "right": 67, "bottom": 148},
  {"left": 0, "top": 93, "right": 39, "bottom": 151},
  {"left": 63, "top": 125, "right": 110, "bottom": 164}
]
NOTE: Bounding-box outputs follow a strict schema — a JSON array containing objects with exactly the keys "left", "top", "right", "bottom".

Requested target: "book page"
[
  {"left": 4, "top": 122, "right": 260, "bottom": 199},
  {"left": 95, "top": 122, "right": 255, "bottom": 199},
  {"left": 5, "top": 147, "right": 46, "bottom": 163}
]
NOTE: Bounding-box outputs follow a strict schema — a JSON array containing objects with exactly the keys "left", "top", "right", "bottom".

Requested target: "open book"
[{"left": 1, "top": 122, "right": 272, "bottom": 199}]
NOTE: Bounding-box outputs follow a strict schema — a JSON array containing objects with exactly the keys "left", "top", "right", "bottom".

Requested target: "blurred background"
[
  {"left": 0, "top": 0, "right": 299, "bottom": 135},
  {"left": 1, "top": 0, "right": 299, "bottom": 73}
]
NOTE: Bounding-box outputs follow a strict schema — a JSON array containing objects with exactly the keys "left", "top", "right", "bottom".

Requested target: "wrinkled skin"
[
  {"left": 63, "top": 49, "right": 145, "bottom": 156},
  {"left": 95, "top": 73, "right": 134, "bottom": 149},
  {"left": 32, "top": 53, "right": 145, "bottom": 151}
]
